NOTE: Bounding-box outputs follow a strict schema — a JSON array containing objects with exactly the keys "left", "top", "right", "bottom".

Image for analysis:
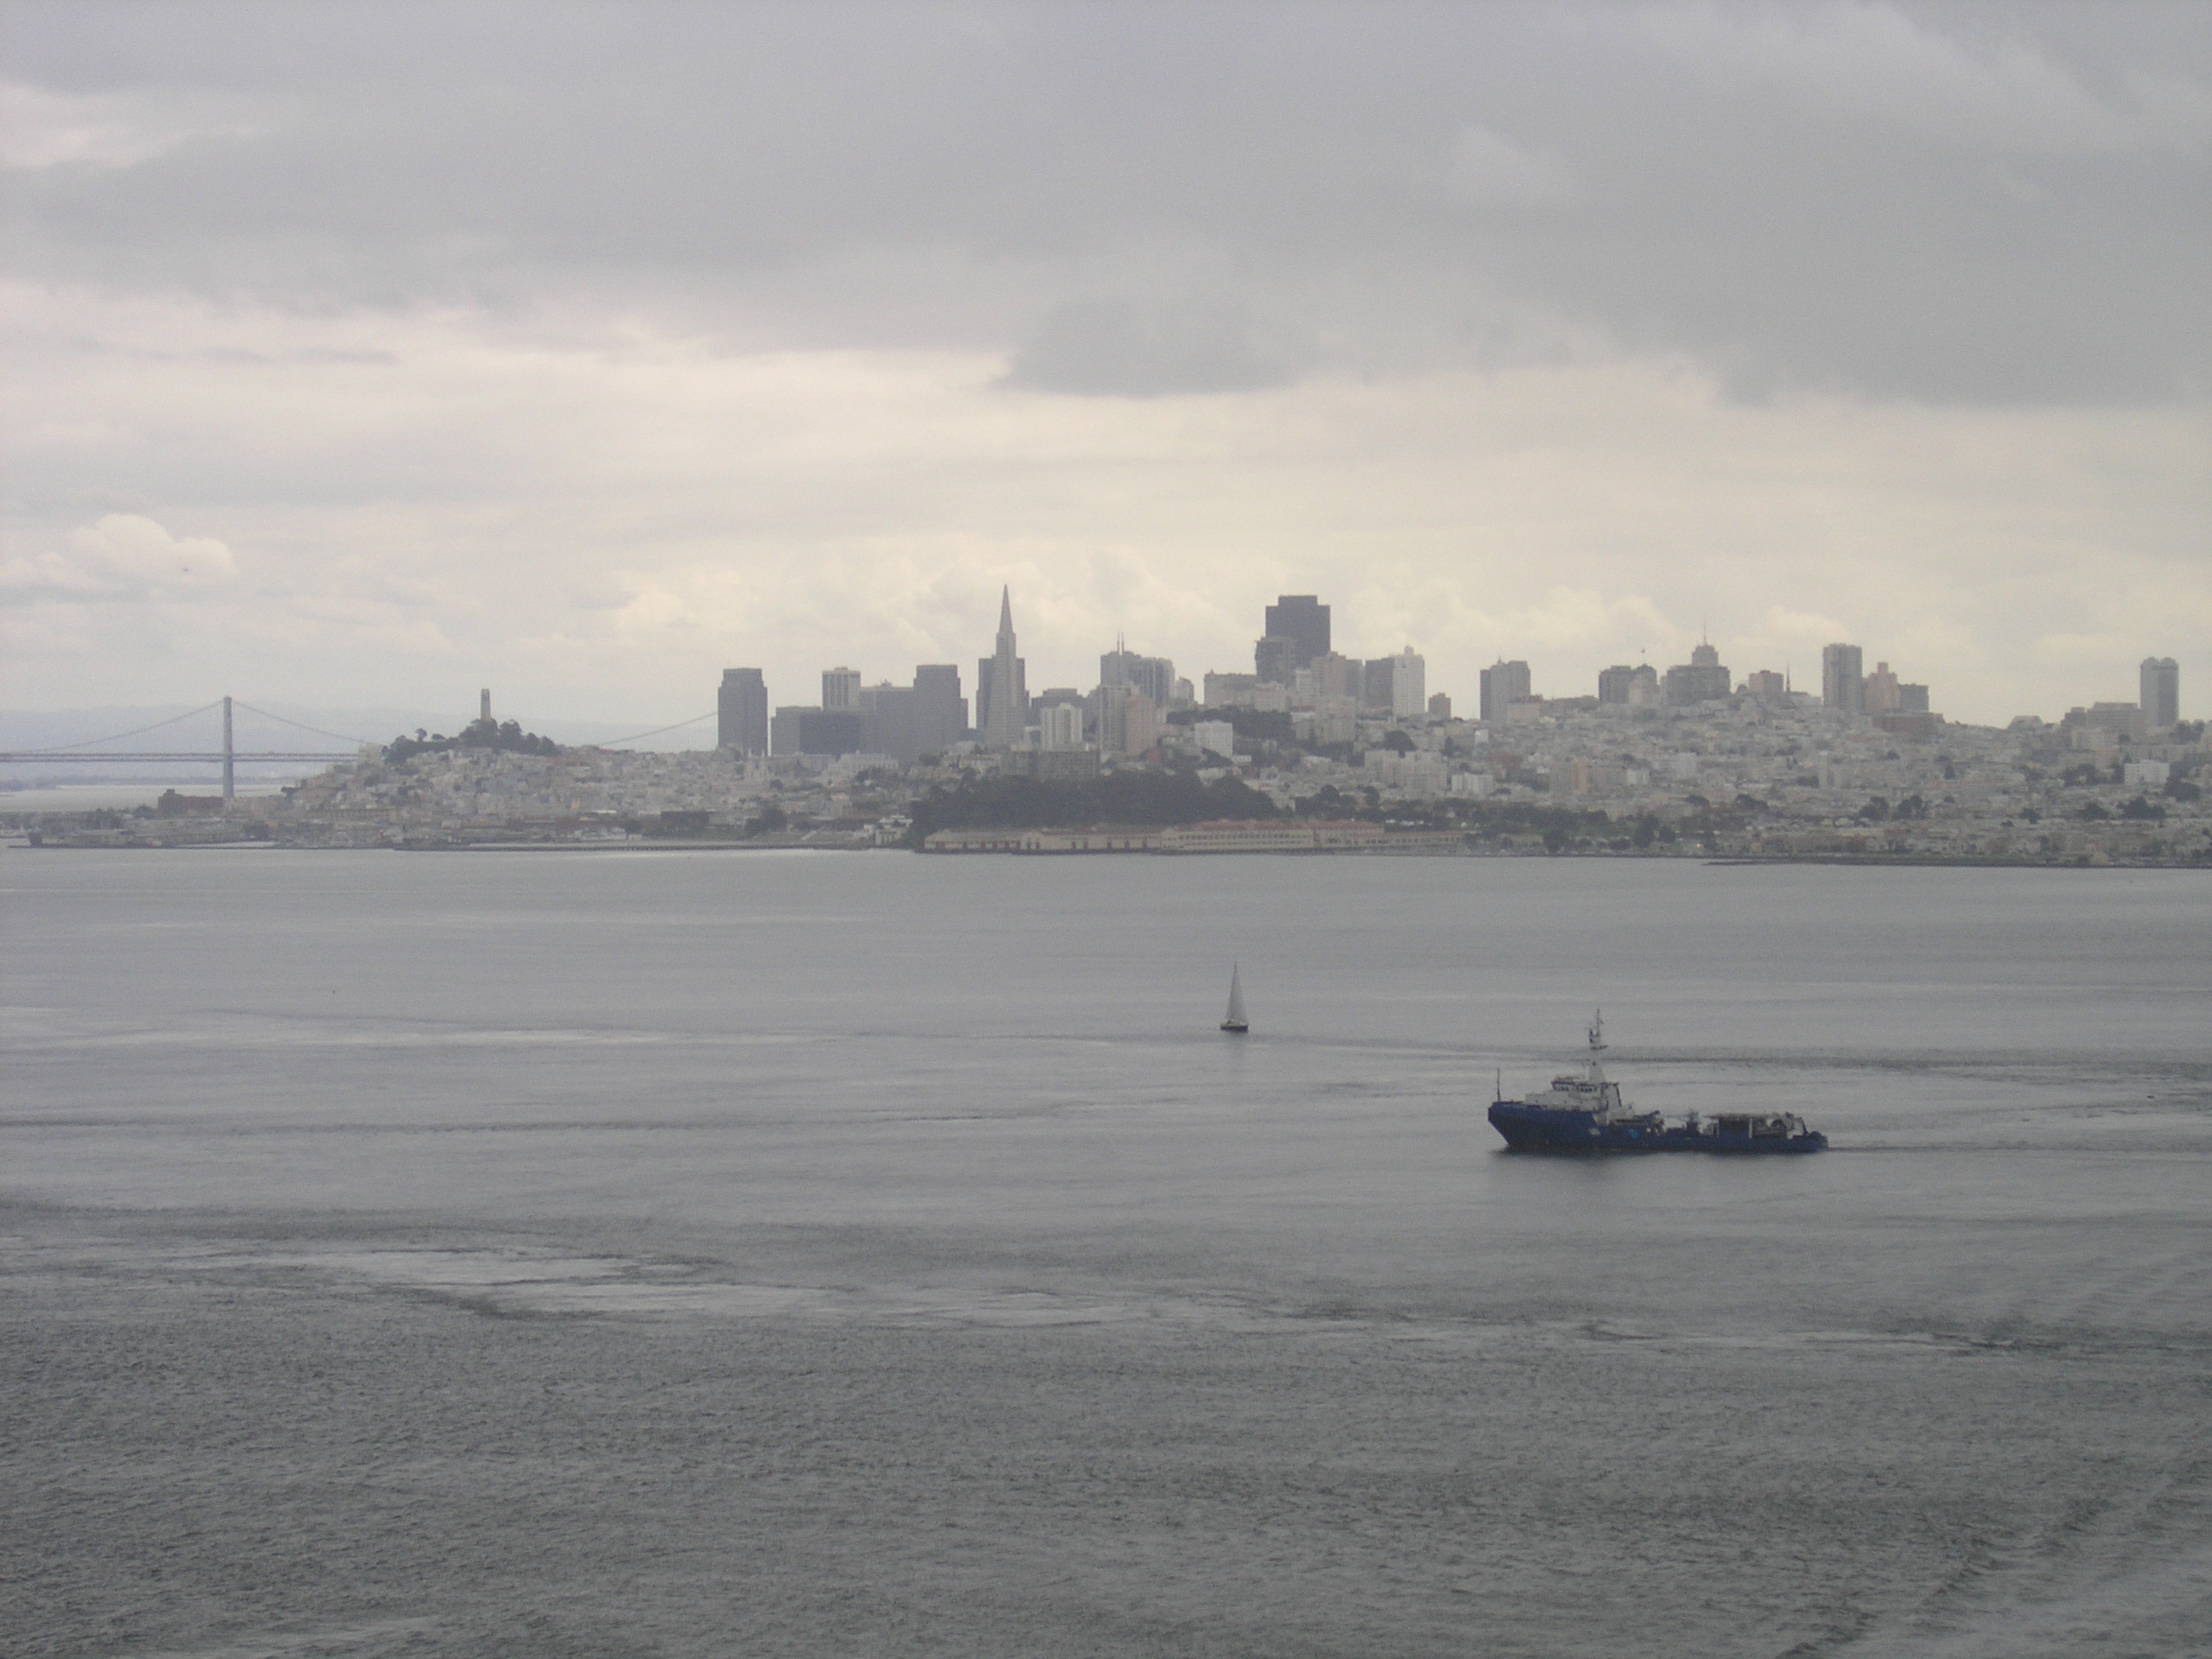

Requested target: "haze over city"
[{"left": 3, "top": 2, "right": 2207, "bottom": 729}]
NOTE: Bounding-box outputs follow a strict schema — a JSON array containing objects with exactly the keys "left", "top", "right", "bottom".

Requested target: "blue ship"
[{"left": 1487, "top": 1013, "right": 1827, "bottom": 1155}]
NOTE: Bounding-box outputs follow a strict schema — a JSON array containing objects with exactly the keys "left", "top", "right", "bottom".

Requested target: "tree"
[{"left": 1381, "top": 729, "right": 1415, "bottom": 754}]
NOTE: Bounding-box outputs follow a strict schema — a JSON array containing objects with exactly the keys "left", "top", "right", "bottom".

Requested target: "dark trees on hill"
[{"left": 905, "top": 770, "right": 1280, "bottom": 843}]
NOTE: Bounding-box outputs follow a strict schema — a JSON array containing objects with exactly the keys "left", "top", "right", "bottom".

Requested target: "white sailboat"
[{"left": 1220, "top": 963, "right": 1249, "bottom": 1033}]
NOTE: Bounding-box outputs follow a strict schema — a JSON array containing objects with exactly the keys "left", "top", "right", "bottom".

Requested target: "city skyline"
[
  {"left": 3, "top": 5, "right": 2205, "bottom": 731},
  {"left": 701, "top": 585, "right": 2187, "bottom": 760}
]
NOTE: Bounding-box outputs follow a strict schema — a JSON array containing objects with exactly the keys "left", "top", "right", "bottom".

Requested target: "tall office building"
[
  {"left": 911, "top": 664, "right": 967, "bottom": 755},
  {"left": 770, "top": 707, "right": 865, "bottom": 756},
  {"left": 1822, "top": 643, "right": 1865, "bottom": 714},
  {"left": 1100, "top": 640, "right": 1176, "bottom": 707},
  {"left": 1663, "top": 643, "right": 1732, "bottom": 707},
  {"left": 1388, "top": 648, "right": 1426, "bottom": 719},
  {"left": 858, "top": 682, "right": 917, "bottom": 765},
  {"left": 822, "top": 667, "right": 861, "bottom": 712},
  {"left": 1743, "top": 669, "right": 1787, "bottom": 703},
  {"left": 2141, "top": 656, "right": 2180, "bottom": 729},
  {"left": 1361, "top": 656, "right": 1395, "bottom": 713},
  {"left": 716, "top": 667, "right": 768, "bottom": 754},
  {"left": 977, "top": 586, "right": 1028, "bottom": 750},
  {"left": 1313, "top": 652, "right": 1360, "bottom": 701},
  {"left": 1264, "top": 596, "right": 1330, "bottom": 670},
  {"left": 1479, "top": 660, "right": 1532, "bottom": 722},
  {"left": 1598, "top": 665, "right": 1639, "bottom": 705},
  {"left": 1863, "top": 661, "right": 1901, "bottom": 714}
]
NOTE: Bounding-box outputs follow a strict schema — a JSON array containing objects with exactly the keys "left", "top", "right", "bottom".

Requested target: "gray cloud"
[{"left": 3, "top": 2, "right": 2204, "bottom": 403}]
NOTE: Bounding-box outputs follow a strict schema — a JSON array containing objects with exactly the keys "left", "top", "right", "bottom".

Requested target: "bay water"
[{"left": 3, "top": 850, "right": 2208, "bottom": 1656}]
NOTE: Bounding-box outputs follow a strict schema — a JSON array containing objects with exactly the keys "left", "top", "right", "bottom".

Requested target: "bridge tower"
[{"left": 222, "top": 696, "right": 234, "bottom": 800}]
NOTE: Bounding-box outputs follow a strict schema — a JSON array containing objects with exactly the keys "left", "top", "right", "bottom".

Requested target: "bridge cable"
[
  {"left": 9, "top": 700, "right": 227, "bottom": 754},
  {"left": 227, "top": 700, "right": 372, "bottom": 747},
  {"left": 598, "top": 712, "right": 718, "bottom": 748}
]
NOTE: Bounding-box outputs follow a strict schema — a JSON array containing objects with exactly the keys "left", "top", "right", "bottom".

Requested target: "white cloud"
[
  {"left": 3, "top": 514, "right": 240, "bottom": 602},
  {"left": 0, "top": 82, "right": 264, "bottom": 172},
  {"left": 0, "top": 276, "right": 2203, "bottom": 727}
]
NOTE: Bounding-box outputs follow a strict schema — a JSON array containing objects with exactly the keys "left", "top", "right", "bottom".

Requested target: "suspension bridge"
[
  {"left": 0, "top": 699, "right": 724, "bottom": 799},
  {"left": 0, "top": 698, "right": 366, "bottom": 799}
]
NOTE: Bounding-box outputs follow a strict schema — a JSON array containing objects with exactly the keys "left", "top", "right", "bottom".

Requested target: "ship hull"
[{"left": 1487, "top": 1102, "right": 1827, "bottom": 1154}]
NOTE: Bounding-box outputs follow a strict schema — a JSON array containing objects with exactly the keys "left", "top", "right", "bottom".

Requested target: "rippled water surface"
[{"left": 4, "top": 850, "right": 2209, "bottom": 1657}]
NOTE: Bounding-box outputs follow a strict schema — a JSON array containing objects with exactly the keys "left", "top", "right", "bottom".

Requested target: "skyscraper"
[
  {"left": 1822, "top": 643, "right": 1865, "bottom": 714},
  {"left": 1254, "top": 635, "right": 1295, "bottom": 685},
  {"left": 1863, "top": 661, "right": 1901, "bottom": 714},
  {"left": 1264, "top": 595, "right": 1330, "bottom": 669},
  {"left": 1361, "top": 656, "right": 1394, "bottom": 712},
  {"left": 911, "top": 665, "right": 967, "bottom": 754},
  {"left": 1388, "top": 647, "right": 1426, "bottom": 719},
  {"left": 2141, "top": 656, "right": 2180, "bottom": 728},
  {"left": 1479, "top": 660, "right": 1531, "bottom": 722},
  {"left": 1100, "top": 639, "right": 1176, "bottom": 706},
  {"left": 1662, "top": 642, "right": 1732, "bottom": 706},
  {"left": 716, "top": 667, "right": 768, "bottom": 754},
  {"left": 822, "top": 667, "right": 861, "bottom": 712},
  {"left": 1597, "top": 665, "right": 1639, "bottom": 705},
  {"left": 978, "top": 586, "right": 1028, "bottom": 750}
]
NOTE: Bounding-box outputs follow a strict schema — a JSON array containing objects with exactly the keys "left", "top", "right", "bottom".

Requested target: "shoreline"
[{"left": 8, "top": 837, "right": 2204, "bottom": 870}]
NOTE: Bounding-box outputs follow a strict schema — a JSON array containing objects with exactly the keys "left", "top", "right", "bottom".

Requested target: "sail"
[{"left": 1223, "top": 964, "right": 1247, "bottom": 1028}]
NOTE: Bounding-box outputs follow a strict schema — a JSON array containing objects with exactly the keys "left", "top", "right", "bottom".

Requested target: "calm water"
[{"left": 3, "top": 850, "right": 2208, "bottom": 1658}]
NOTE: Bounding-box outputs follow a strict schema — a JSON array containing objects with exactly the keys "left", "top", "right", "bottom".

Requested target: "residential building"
[
  {"left": 1097, "top": 685, "right": 1160, "bottom": 756},
  {"left": 715, "top": 667, "right": 768, "bottom": 754},
  {"left": 1254, "top": 634, "right": 1296, "bottom": 685},
  {"left": 1822, "top": 643, "right": 1865, "bottom": 714},
  {"left": 1194, "top": 719, "right": 1237, "bottom": 760},
  {"left": 1743, "top": 669, "right": 1786, "bottom": 703},
  {"left": 2141, "top": 656, "right": 2180, "bottom": 729},
  {"left": 1428, "top": 692, "right": 1452, "bottom": 720},
  {"left": 1205, "top": 672, "right": 1262, "bottom": 707},
  {"left": 1039, "top": 701, "right": 1086, "bottom": 751}
]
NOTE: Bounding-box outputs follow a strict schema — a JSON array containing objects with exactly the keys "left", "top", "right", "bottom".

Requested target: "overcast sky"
[{"left": 3, "top": 0, "right": 2206, "bottom": 729}]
